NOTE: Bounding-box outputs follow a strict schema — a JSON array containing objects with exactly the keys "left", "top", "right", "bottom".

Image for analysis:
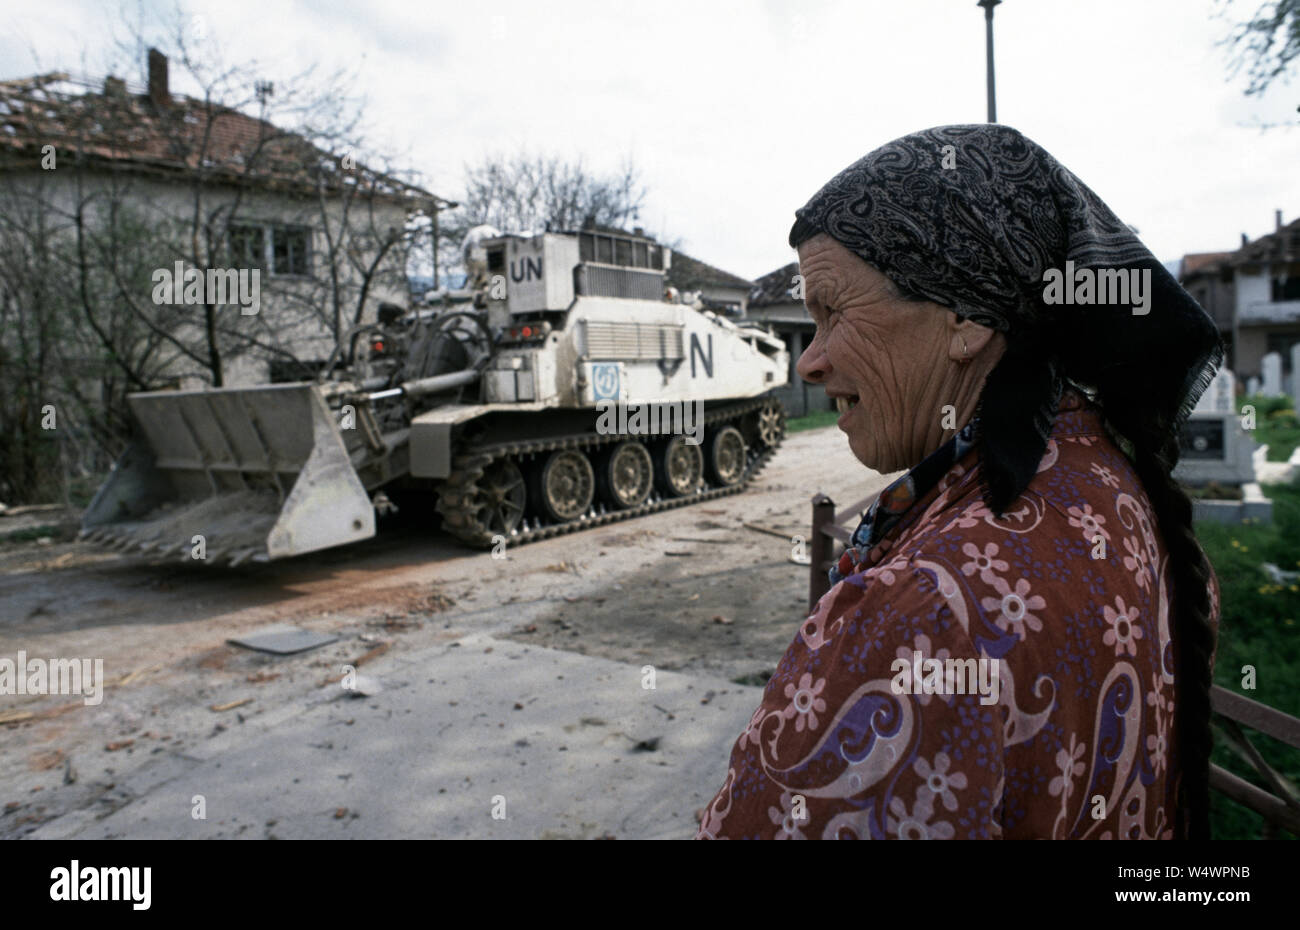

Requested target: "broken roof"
[
  {"left": 748, "top": 261, "right": 801, "bottom": 308},
  {"left": 0, "top": 68, "right": 453, "bottom": 210},
  {"left": 1182, "top": 218, "right": 1300, "bottom": 280}
]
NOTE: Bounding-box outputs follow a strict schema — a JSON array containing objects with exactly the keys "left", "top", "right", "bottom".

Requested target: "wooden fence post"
[{"left": 809, "top": 493, "right": 835, "bottom": 612}]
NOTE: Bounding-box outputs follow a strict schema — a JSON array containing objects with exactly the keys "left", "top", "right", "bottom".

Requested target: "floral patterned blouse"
[{"left": 696, "top": 390, "right": 1219, "bottom": 839}]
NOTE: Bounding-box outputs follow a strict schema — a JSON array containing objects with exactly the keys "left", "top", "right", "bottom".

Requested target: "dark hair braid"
[{"left": 1105, "top": 417, "right": 1218, "bottom": 840}]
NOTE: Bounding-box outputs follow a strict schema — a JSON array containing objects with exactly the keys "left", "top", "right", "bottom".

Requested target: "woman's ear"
[{"left": 949, "top": 318, "right": 1000, "bottom": 363}]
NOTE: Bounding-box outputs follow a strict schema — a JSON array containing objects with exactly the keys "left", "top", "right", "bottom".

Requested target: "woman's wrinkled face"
[{"left": 795, "top": 234, "right": 959, "bottom": 473}]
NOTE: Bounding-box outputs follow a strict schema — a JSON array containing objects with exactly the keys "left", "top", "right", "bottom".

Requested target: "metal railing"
[{"left": 808, "top": 491, "right": 1300, "bottom": 837}]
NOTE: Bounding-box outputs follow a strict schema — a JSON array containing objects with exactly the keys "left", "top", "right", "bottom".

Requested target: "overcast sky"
[{"left": 5, "top": 0, "right": 1300, "bottom": 281}]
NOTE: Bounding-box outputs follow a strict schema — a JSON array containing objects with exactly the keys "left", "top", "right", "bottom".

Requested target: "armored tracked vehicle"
[{"left": 81, "top": 228, "right": 790, "bottom": 564}]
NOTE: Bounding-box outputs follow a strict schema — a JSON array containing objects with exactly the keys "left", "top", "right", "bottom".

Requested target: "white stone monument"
[
  {"left": 1262, "top": 352, "right": 1283, "bottom": 396},
  {"left": 1291, "top": 343, "right": 1300, "bottom": 412},
  {"left": 1193, "top": 367, "right": 1236, "bottom": 414},
  {"left": 1247, "top": 375, "right": 1261, "bottom": 395}
]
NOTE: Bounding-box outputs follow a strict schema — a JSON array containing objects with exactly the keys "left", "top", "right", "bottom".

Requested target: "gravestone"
[
  {"left": 1247, "top": 375, "right": 1261, "bottom": 395},
  {"left": 1292, "top": 344, "right": 1300, "bottom": 412},
  {"left": 1176, "top": 365, "right": 1257, "bottom": 486},
  {"left": 1194, "top": 367, "right": 1236, "bottom": 414},
  {"left": 1262, "top": 352, "right": 1283, "bottom": 396}
]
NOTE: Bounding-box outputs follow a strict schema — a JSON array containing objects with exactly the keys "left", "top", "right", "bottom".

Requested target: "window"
[
  {"left": 1271, "top": 274, "right": 1300, "bottom": 302},
  {"left": 228, "top": 224, "right": 265, "bottom": 270},
  {"left": 272, "top": 226, "right": 310, "bottom": 276},
  {"left": 227, "top": 223, "right": 312, "bottom": 276}
]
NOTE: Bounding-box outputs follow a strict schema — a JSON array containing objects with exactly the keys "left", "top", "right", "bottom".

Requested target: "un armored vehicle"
[{"left": 81, "top": 227, "right": 790, "bottom": 565}]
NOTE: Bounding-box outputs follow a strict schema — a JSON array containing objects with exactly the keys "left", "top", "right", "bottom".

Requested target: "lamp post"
[{"left": 978, "top": 0, "right": 1001, "bottom": 123}]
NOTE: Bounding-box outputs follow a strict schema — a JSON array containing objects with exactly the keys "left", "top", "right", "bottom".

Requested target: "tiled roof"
[
  {"left": 748, "top": 261, "right": 800, "bottom": 308},
  {"left": 1180, "top": 252, "right": 1234, "bottom": 277},
  {"left": 1182, "top": 218, "right": 1300, "bottom": 280},
  {"left": 0, "top": 71, "right": 451, "bottom": 207},
  {"left": 665, "top": 250, "right": 752, "bottom": 291}
]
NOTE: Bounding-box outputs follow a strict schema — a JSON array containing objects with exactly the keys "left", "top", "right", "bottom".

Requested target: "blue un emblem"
[{"left": 592, "top": 364, "right": 620, "bottom": 402}]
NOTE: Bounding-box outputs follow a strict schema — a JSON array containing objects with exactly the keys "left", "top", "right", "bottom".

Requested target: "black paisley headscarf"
[{"left": 789, "top": 124, "right": 1224, "bottom": 515}]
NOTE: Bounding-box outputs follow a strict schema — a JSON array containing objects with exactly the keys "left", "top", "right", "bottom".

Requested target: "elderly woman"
[{"left": 696, "top": 125, "right": 1223, "bottom": 840}]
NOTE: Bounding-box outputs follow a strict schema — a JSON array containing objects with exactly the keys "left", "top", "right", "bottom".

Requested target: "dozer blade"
[{"left": 82, "top": 383, "right": 376, "bottom": 564}]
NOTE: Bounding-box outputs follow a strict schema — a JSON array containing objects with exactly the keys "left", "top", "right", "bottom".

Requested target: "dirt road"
[{"left": 0, "top": 425, "right": 891, "bottom": 838}]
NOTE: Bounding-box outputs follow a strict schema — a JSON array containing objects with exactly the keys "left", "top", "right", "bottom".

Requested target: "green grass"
[
  {"left": 1239, "top": 393, "right": 1300, "bottom": 462},
  {"left": 1195, "top": 481, "right": 1300, "bottom": 838},
  {"left": 787, "top": 408, "right": 840, "bottom": 433}
]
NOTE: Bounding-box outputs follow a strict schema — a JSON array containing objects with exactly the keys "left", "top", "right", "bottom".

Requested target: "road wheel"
[
  {"left": 654, "top": 435, "right": 704, "bottom": 498},
  {"left": 535, "top": 449, "right": 595, "bottom": 522},
  {"left": 706, "top": 425, "right": 747, "bottom": 487},
  {"left": 756, "top": 403, "right": 785, "bottom": 448},
  {"left": 596, "top": 441, "right": 654, "bottom": 510},
  {"left": 437, "top": 456, "right": 526, "bottom": 546}
]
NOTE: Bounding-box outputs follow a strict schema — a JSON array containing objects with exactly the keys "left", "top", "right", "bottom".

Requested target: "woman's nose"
[{"left": 797, "top": 340, "right": 829, "bottom": 384}]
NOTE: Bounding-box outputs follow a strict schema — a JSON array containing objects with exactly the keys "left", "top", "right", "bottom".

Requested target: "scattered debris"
[
  {"left": 28, "top": 749, "right": 65, "bottom": 772},
  {"left": 0, "top": 702, "right": 82, "bottom": 726},
  {"left": 334, "top": 807, "right": 348, "bottom": 819},
  {"left": 113, "top": 664, "right": 162, "bottom": 687},
  {"left": 210, "top": 698, "right": 253, "bottom": 713},
  {"left": 426, "top": 591, "right": 457, "bottom": 613},
  {"left": 700, "top": 690, "right": 717, "bottom": 705},
  {"left": 513, "top": 702, "right": 524, "bottom": 710},
  {"left": 711, "top": 615, "right": 733, "bottom": 625},
  {"left": 687, "top": 593, "right": 700, "bottom": 601},
  {"left": 743, "top": 522, "right": 791, "bottom": 540},
  {"left": 245, "top": 671, "right": 281, "bottom": 684},
  {"left": 104, "top": 740, "right": 135, "bottom": 752},
  {"left": 352, "top": 641, "right": 392, "bottom": 668},
  {"left": 663, "top": 550, "right": 692, "bottom": 557},
  {"left": 229, "top": 626, "right": 338, "bottom": 656},
  {"left": 630, "top": 736, "right": 661, "bottom": 753}
]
